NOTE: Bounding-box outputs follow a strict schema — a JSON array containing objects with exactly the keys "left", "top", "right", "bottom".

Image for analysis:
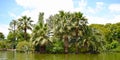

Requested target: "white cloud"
[
  {"left": 0, "top": 24, "right": 9, "bottom": 37},
  {"left": 16, "top": 0, "right": 74, "bottom": 9},
  {"left": 86, "top": 2, "right": 120, "bottom": 24},
  {"left": 15, "top": 0, "right": 120, "bottom": 25},
  {"left": 96, "top": 2, "right": 104, "bottom": 6},
  {"left": 78, "top": 0, "right": 87, "bottom": 11},
  {"left": 20, "top": 10, "right": 38, "bottom": 23},
  {"left": 9, "top": 13, "right": 17, "bottom": 18},
  {"left": 109, "top": 4, "right": 120, "bottom": 12},
  {"left": 87, "top": 15, "right": 120, "bottom": 24},
  {"left": 1, "top": 0, "right": 119, "bottom": 38},
  {"left": 87, "top": 16, "right": 108, "bottom": 24},
  {"left": 111, "top": 15, "right": 120, "bottom": 23},
  {"left": 16, "top": 0, "right": 74, "bottom": 11},
  {"left": 87, "top": 2, "right": 104, "bottom": 14},
  {"left": 15, "top": 0, "right": 74, "bottom": 23},
  {"left": 96, "top": 2, "right": 104, "bottom": 10}
]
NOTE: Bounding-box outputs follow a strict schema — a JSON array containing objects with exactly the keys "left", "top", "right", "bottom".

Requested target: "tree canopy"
[{"left": 2, "top": 11, "right": 120, "bottom": 54}]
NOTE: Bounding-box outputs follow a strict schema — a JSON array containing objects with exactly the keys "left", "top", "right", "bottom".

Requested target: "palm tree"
[
  {"left": 52, "top": 11, "right": 72, "bottom": 53},
  {"left": 47, "top": 11, "right": 88, "bottom": 53},
  {"left": 8, "top": 20, "right": 17, "bottom": 49},
  {"left": 9, "top": 20, "right": 17, "bottom": 36},
  {"left": 18, "top": 16, "right": 33, "bottom": 41},
  {"left": 68, "top": 12, "right": 88, "bottom": 53},
  {"left": 31, "top": 13, "right": 49, "bottom": 53}
]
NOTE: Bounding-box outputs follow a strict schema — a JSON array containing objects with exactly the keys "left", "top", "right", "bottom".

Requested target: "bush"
[
  {"left": 0, "top": 41, "right": 6, "bottom": 49},
  {"left": 68, "top": 44, "right": 76, "bottom": 53},
  {"left": 52, "top": 41, "right": 64, "bottom": 53},
  {"left": 16, "top": 41, "right": 33, "bottom": 52},
  {"left": 111, "top": 46, "right": 120, "bottom": 52},
  {"left": 46, "top": 40, "right": 64, "bottom": 53},
  {"left": 0, "top": 40, "right": 7, "bottom": 49},
  {"left": 105, "top": 40, "right": 119, "bottom": 50}
]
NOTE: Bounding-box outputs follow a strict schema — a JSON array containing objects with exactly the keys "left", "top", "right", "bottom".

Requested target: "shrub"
[
  {"left": 105, "top": 40, "right": 119, "bottom": 50},
  {"left": 46, "top": 40, "right": 64, "bottom": 53},
  {"left": 0, "top": 40, "right": 6, "bottom": 49},
  {"left": 111, "top": 46, "right": 120, "bottom": 52},
  {"left": 52, "top": 40, "right": 64, "bottom": 53},
  {"left": 16, "top": 41, "right": 33, "bottom": 52}
]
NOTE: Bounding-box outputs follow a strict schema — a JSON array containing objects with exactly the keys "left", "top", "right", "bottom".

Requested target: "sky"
[{"left": 0, "top": 0, "right": 120, "bottom": 37}]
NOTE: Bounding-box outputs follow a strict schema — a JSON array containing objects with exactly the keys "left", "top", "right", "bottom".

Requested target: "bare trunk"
[
  {"left": 75, "top": 27, "right": 79, "bottom": 54},
  {"left": 24, "top": 28, "right": 27, "bottom": 41},
  {"left": 40, "top": 45, "right": 46, "bottom": 53},
  {"left": 75, "top": 42, "right": 79, "bottom": 54},
  {"left": 64, "top": 35, "right": 69, "bottom": 54},
  {"left": 13, "top": 24, "right": 16, "bottom": 49}
]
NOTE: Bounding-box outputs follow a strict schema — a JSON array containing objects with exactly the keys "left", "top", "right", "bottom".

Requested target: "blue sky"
[
  {"left": 0, "top": 0, "right": 120, "bottom": 37},
  {"left": 0, "top": 0, "right": 24, "bottom": 24}
]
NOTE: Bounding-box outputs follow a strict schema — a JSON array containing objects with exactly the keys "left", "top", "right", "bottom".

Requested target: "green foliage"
[
  {"left": 16, "top": 41, "right": 33, "bottom": 52},
  {"left": 52, "top": 41, "right": 63, "bottom": 53},
  {"left": 111, "top": 46, "right": 120, "bottom": 52},
  {"left": 68, "top": 44, "right": 76, "bottom": 53},
  {"left": 0, "top": 32, "right": 5, "bottom": 40},
  {"left": 0, "top": 40, "right": 8, "bottom": 49},
  {"left": 17, "top": 16, "right": 33, "bottom": 41},
  {"left": 47, "top": 11, "right": 88, "bottom": 53},
  {"left": 89, "top": 23, "right": 120, "bottom": 52},
  {"left": 105, "top": 40, "right": 119, "bottom": 50},
  {"left": 7, "top": 11, "right": 120, "bottom": 54},
  {"left": 46, "top": 38, "right": 64, "bottom": 53},
  {"left": 31, "top": 12, "right": 50, "bottom": 53}
]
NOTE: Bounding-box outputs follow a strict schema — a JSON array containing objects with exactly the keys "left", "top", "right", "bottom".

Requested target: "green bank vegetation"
[{"left": 0, "top": 11, "right": 120, "bottom": 54}]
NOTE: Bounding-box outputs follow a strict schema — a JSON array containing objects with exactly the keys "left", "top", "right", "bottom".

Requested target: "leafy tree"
[
  {"left": 31, "top": 13, "right": 49, "bottom": 53},
  {"left": 18, "top": 16, "right": 33, "bottom": 41},
  {"left": 70, "top": 12, "right": 87, "bottom": 53},
  {"left": 0, "top": 32, "right": 5, "bottom": 40},
  {"left": 7, "top": 32, "right": 14, "bottom": 42},
  {"left": 0, "top": 40, "right": 7, "bottom": 49},
  {"left": 47, "top": 11, "right": 88, "bottom": 53},
  {"left": 7, "top": 11, "right": 120, "bottom": 53},
  {"left": 47, "top": 11, "right": 72, "bottom": 53},
  {"left": 89, "top": 27, "right": 105, "bottom": 53},
  {"left": 8, "top": 20, "right": 17, "bottom": 49},
  {"left": 88, "top": 24, "right": 107, "bottom": 53}
]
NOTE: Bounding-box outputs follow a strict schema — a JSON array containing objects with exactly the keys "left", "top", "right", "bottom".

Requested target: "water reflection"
[
  {"left": 0, "top": 51, "right": 120, "bottom": 60},
  {"left": 0, "top": 51, "right": 7, "bottom": 60}
]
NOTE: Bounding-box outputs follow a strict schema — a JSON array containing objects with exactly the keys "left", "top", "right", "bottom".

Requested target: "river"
[{"left": 0, "top": 51, "right": 120, "bottom": 60}]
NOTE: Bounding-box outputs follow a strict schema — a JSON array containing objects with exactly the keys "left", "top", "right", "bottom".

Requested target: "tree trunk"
[
  {"left": 24, "top": 28, "right": 27, "bottom": 41},
  {"left": 40, "top": 45, "right": 46, "bottom": 53},
  {"left": 75, "top": 42, "right": 79, "bottom": 54},
  {"left": 75, "top": 27, "right": 79, "bottom": 54},
  {"left": 13, "top": 24, "right": 16, "bottom": 49},
  {"left": 64, "top": 35, "right": 69, "bottom": 54}
]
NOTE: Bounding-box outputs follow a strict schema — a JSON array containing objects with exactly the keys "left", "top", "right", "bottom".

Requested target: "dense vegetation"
[{"left": 0, "top": 11, "right": 120, "bottom": 54}]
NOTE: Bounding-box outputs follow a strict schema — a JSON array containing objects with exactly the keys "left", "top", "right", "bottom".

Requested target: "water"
[{"left": 0, "top": 51, "right": 120, "bottom": 60}]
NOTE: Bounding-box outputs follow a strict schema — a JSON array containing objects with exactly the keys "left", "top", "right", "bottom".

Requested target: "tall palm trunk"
[
  {"left": 75, "top": 42, "right": 79, "bottom": 54},
  {"left": 64, "top": 35, "right": 69, "bottom": 54},
  {"left": 13, "top": 23, "right": 16, "bottom": 49},
  {"left": 24, "top": 28, "right": 27, "bottom": 41},
  {"left": 75, "top": 27, "right": 79, "bottom": 54},
  {"left": 40, "top": 45, "right": 46, "bottom": 53}
]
